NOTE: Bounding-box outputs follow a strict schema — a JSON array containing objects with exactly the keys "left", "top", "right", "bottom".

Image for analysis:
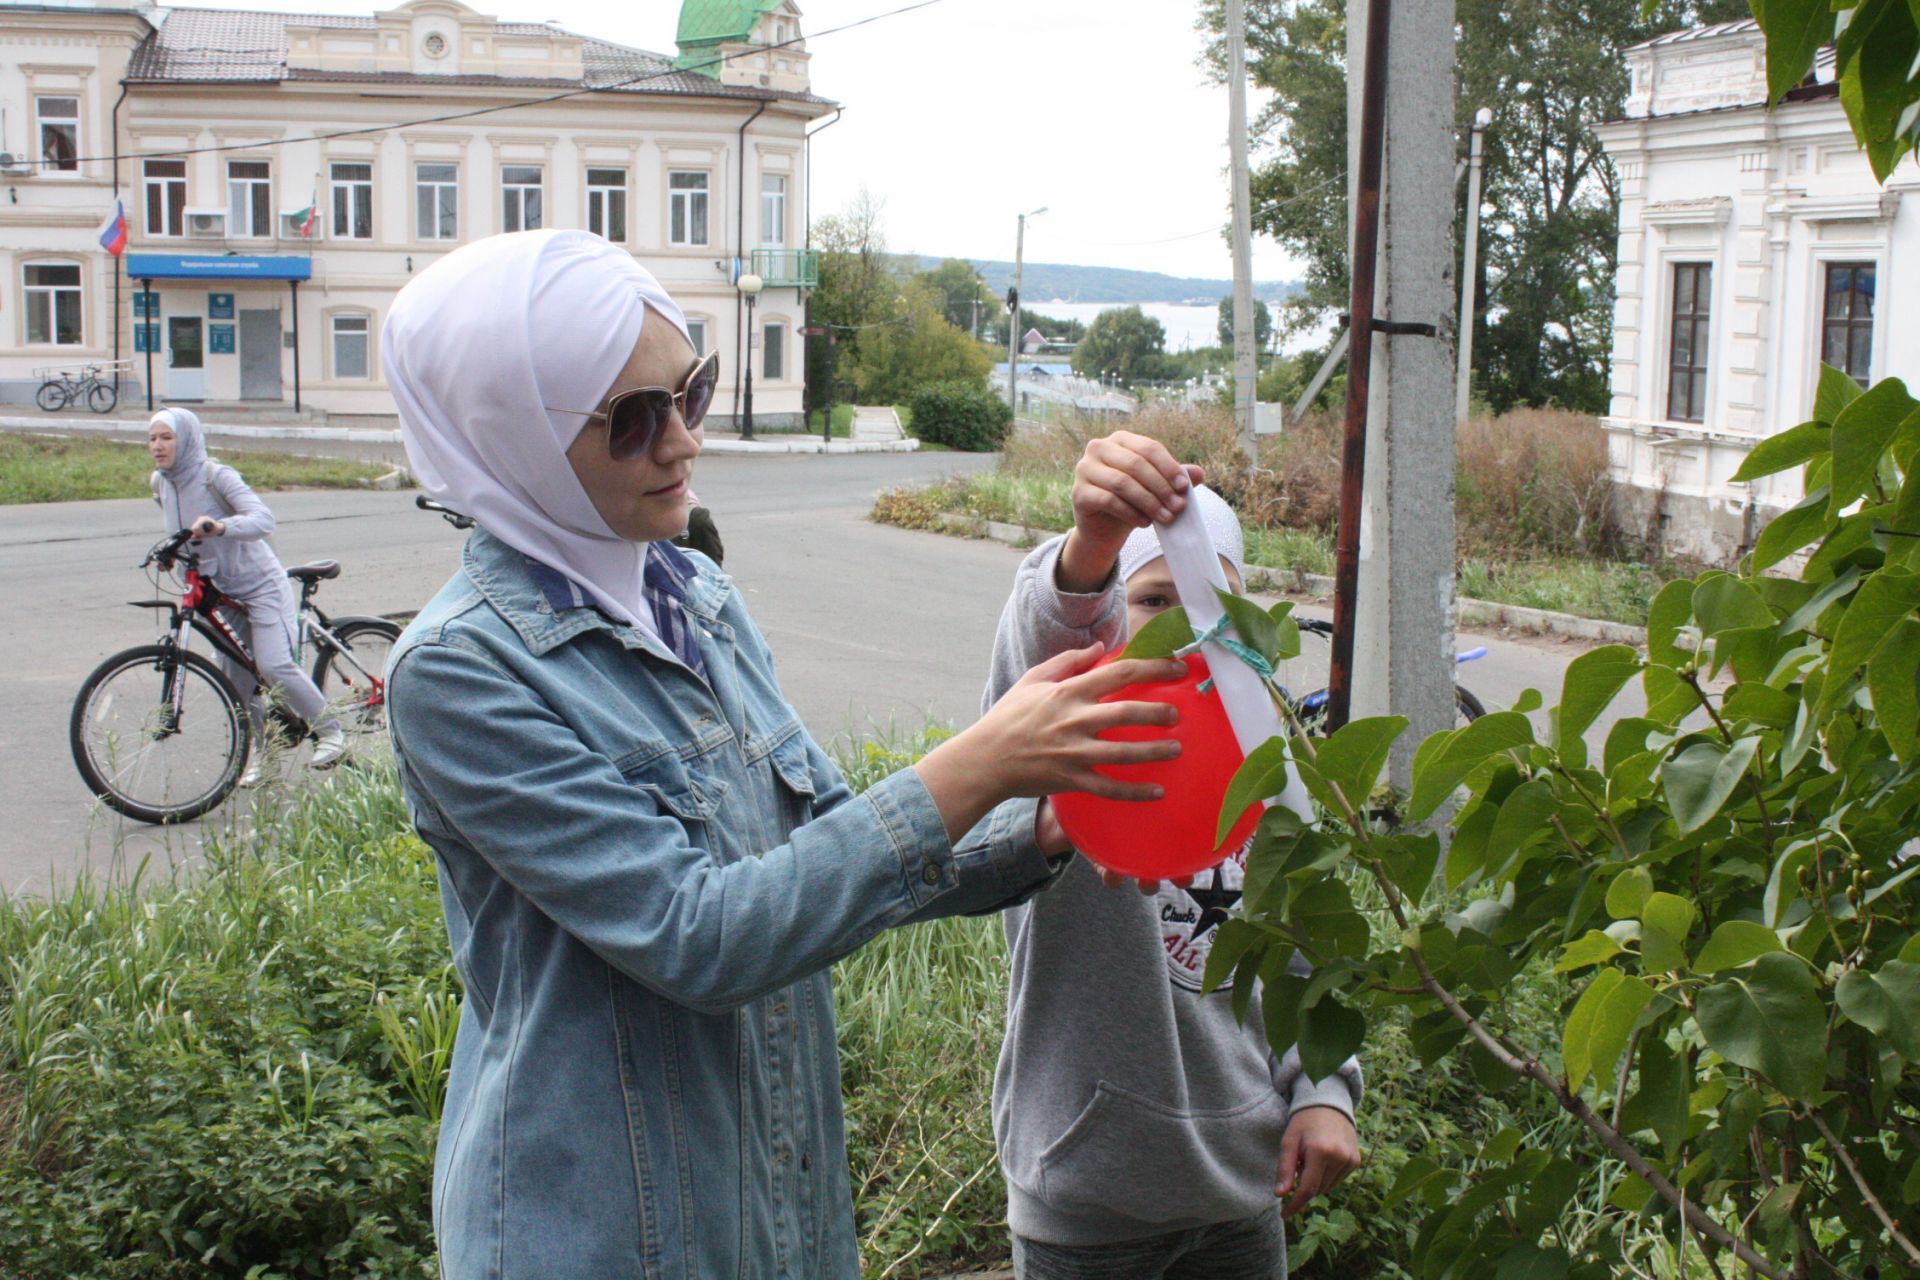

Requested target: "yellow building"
[{"left": 0, "top": 0, "right": 828, "bottom": 425}]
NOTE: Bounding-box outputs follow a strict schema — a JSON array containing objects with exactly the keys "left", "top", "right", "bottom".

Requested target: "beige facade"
[{"left": 0, "top": 0, "right": 828, "bottom": 426}]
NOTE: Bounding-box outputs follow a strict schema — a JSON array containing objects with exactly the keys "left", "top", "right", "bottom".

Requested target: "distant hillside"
[{"left": 911, "top": 256, "right": 1300, "bottom": 306}]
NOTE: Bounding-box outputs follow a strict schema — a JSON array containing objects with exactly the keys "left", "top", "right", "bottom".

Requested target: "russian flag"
[{"left": 96, "top": 198, "right": 127, "bottom": 258}]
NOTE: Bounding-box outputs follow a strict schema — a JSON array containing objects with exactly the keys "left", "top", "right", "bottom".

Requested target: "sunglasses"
[{"left": 548, "top": 351, "right": 720, "bottom": 461}]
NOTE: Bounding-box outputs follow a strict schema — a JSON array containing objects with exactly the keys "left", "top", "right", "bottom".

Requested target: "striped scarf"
[{"left": 527, "top": 543, "right": 706, "bottom": 679}]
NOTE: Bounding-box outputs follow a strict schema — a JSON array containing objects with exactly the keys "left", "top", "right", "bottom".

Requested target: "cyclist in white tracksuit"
[{"left": 146, "top": 406, "right": 343, "bottom": 777}]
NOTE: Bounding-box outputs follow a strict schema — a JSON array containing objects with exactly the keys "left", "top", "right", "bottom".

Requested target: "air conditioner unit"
[
  {"left": 279, "top": 211, "right": 321, "bottom": 240},
  {"left": 0, "top": 152, "right": 32, "bottom": 176},
  {"left": 186, "top": 208, "right": 227, "bottom": 239}
]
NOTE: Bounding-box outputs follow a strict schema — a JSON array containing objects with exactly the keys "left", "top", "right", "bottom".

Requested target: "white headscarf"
[
  {"left": 382, "top": 230, "right": 692, "bottom": 632},
  {"left": 1116, "top": 483, "right": 1245, "bottom": 583},
  {"left": 151, "top": 405, "right": 211, "bottom": 533}
]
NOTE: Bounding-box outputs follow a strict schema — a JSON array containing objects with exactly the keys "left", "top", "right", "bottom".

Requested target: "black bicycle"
[
  {"left": 1285, "top": 616, "right": 1487, "bottom": 730},
  {"left": 35, "top": 363, "right": 118, "bottom": 414},
  {"left": 70, "top": 530, "right": 401, "bottom": 824}
]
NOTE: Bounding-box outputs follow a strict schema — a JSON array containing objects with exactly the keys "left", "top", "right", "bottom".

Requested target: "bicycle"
[
  {"left": 417, "top": 494, "right": 475, "bottom": 529},
  {"left": 69, "top": 529, "right": 402, "bottom": 824},
  {"left": 1284, "top": 615, "right": 1488, "bottom": 730},
  {"left": 35, "top": 364, "right": 118, "bottom": 414}
]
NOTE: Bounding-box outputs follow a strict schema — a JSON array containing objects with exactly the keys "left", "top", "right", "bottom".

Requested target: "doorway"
[
  {"left": 165, "top": 316, "right": 205, "bottom": 400},
  {"left": 239, "top": 310, "right": 283, "bottom": 401}
]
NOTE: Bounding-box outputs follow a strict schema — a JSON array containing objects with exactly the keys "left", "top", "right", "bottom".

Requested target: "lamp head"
[
  {"left": 1474, "top": 107, "right": 1494, "bottom": 129},
  {"left": 738, "top": 272, "right": 765, "bottom": 296}
]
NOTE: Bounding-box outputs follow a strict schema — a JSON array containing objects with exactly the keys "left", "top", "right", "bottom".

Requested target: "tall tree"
[
  {"left": 916, "top": 258, "right": 997, "bottom": 337},
  {"left": 1200, "top": 0, "right": 1747, "bottom": 412},
  {"left": 1071, "top": 306, "right": 1168, "bottom": 384},
  {"left": 1216, "top": 296, "right": 1274, "bottom": 355},
  {"left": 806, "top": 189, "right": 902, "bottom": 414}
]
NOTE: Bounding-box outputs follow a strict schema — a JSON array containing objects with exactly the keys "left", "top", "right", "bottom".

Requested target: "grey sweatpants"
[{"left": 218, "top": 579, "right": 335, "bottom": 734}]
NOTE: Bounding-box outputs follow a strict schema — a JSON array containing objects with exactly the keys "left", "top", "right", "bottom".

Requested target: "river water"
[{"left": 1030, "top": 301, "right": 1330, "bottom": 356}]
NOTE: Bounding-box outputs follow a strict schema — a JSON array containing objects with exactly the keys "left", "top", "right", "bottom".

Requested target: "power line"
[{"left": 20, "top": 0, "right": 943, "bottom": 170}]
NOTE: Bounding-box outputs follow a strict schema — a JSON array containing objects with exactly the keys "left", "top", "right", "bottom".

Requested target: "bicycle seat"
[{"left": 286, "top": 560, "right": 341, "bottom": 582}]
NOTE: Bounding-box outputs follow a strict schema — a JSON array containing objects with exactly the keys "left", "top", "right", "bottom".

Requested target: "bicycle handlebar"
[
  {"left": 415, "top": 494, "right": 477, "bottom": 530},
  {"left": 142, "top": 528, "right": 197, "bottom": 570}
]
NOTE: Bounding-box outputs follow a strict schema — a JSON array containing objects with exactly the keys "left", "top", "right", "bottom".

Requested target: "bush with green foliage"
[
  {"left": 1142, "top": 365, "right": 1920, "bottom": 1277},
  {"left": 906, "top": 381, "right": 1013, "bottom": 453}
]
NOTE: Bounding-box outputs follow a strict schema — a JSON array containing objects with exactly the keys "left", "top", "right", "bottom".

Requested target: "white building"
[
  {"left": 1596, "top": 20, "right": 1919, "bottom": 562},
  {"left": 0, "top": 0, "right": 830, "bottom": 426}
]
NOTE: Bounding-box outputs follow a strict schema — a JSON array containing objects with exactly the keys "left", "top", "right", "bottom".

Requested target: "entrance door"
[
  {"left": 165, "top": 317, "right": 205, "bottom": 400},
  {"left": 239, "top": 310, "right": 283, "bottom": 401}
]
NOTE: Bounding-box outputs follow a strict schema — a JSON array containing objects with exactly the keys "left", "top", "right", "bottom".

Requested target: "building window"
[
  {"left": 37, "top": 96, "right": 78, "bottom": 172},
  {"left": 144, "top": 158, "right": 187, "bottom": 237},
  {"left": 417, "top": 162, "right": 458, "bottom": 240},
  {"left": 332, "top": 314, "right": 371, "bottom": 380},
  {"left": 685, "top": 318, "right": 708, "bottom": 356},
  {"left": 761, "top": 174, "right": 786, "bottom": 246},
  {"left": 1667, "top": 262, "right": 1711, "bottom": 423},
  {"left": 669, "top": 170, "right": 709, "bottom": 246},
  {"left": 24, "top": 262, "right": 83, "bottom": 345},
  {"left": 331, "top": 163, "right": 373, "bottom": 240},
  {"left": 227, "top": 160, "right": 272, "bottom": 237},
  {"left": 502, "top": 164, "right": 543, "bottom": 232},
  {"left": 762, "top": 321, "right": 785, "bottom": 380},
  {"left": 1822, "top": 262, "right": 1876, "bottom": 387},
  {"left": 587, "top": 167, "right": 627, "bottom": 242}
]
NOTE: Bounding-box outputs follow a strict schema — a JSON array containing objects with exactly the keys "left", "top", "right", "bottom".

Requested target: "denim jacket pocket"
[{"left": 615, "top": 744, "right": 729, "bottom": 825}]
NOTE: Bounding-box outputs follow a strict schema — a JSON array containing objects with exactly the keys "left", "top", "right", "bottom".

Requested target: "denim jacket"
[{"left": 387, "top": 529, "right": 1053, "bottom": 1280}]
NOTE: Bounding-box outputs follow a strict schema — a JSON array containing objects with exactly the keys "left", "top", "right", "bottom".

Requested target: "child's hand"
[
  {"left": 1274, "top": 1107, "right": 1362, "bottom": 1218},
  {"left": 1059, "top": 433, "right": 1204, "bottom": 592},
  {"left": 1095, "top": 864, "right": 1196, "bottom": 895},
  {"left": 190, "top": 516, "right": 226, "bottom": 539}
]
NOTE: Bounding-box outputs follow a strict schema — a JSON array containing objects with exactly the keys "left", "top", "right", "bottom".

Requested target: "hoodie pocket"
[{"left": 1035, "top": 1081, "right": 1289, "bottom": 1226}]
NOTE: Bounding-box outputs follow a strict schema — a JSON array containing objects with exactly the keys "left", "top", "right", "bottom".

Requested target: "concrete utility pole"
[
  {"left": 1347, "top": 0, "right": 1459, "bottom": 785},
  {"left": 1455, "top": 106, "right": 1492, "bottom": 424},
  {"left": 1227, "top": 0, "right": 1258, "bottom": 464},
  {"left": 1006, "top": 206, "right": 1046, "bottom": 418}
]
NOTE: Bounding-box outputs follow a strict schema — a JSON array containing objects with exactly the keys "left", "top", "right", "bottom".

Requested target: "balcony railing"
[{"left": 749, "top": 248, "right": 819, "bottom": 288}]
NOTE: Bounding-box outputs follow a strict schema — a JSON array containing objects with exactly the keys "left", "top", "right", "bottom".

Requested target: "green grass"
[
  {"left": 802, "top": 403, "right": 855, "bottom": 438},
  {"left": 0, "top": 434, "right": 391, "bottom": 505},
  {"left": 1458, "top": 556, "right": 1666, "bottom": 626}
]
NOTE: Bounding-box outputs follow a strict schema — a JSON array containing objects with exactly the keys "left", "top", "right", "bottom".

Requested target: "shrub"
[
  {"left": 905, "top": 382, "right": 1013, "bottom": 452},
  {"left": 1454, "top": 409, "right": 1628, "bottom": 558}
]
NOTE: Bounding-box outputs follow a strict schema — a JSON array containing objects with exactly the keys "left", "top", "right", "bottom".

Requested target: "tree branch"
[{"left": 1803, "top": 1108, "right": 1920, "bottom": 1267}]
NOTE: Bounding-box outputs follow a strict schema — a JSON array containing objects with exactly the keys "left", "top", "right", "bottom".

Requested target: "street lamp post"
[
  {"left": 1455, "top": 106, "right": 1493, "bottom": 424},
  {"left": 738, "top": 272, "right": 764, "bottom": 442},
  {"left": 1005, "top": 206, "right": 1047, "bottom": 419}
]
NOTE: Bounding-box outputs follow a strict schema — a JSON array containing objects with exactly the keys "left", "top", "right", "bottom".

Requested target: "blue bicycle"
[{"left": 1287, "top": 616, "right": 1488, "bottom": 729}]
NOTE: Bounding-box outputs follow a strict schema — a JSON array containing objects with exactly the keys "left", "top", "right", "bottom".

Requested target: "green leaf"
[
  {"left": 1869, "top": 617, "right": 1920, "bottom": 763},
  {"left": 1778, "top": 564, "right": 1862, "bottom": 636},
  {"left": 1553, "top": 646, "right": 1641, "bottom": 758},
  {"left": 1563, "top": 968, "right": 1655, "bottom": 1095},
  {"left": 1661, "top": 737, "right": 1761, "bottom": 834},
  {"left": 1640, "top": 892, "right": 1697, "bottom": 974},
  {"left": 1291, "top": 876, "right": 1371, "bottom": 958},
  {"left": 1642, "top": 665, "right": 1699, "bottom": 727},
  {"left": 1312, "top": 715, "right": 1407, "bottom": 810},
  {"left": 1646, "top": 580, "right": 1698, "bottom": 666},
  {"left": 1480, "top": 1126, "right": 1522, "bottom": 1166},
  {"left": 1814, "top": 361, "right": 1867, "bottom": 426},
  {"left": 1483, "top": 779, "right": 1558, "bottom": 873},
  {"left": 1823, "top": 568, "right": 1920, "bottom": 718},
  {"left": 1694, "top": 952, "right": 1829, "bottom": 1098},
  {"left": 1261, "top": 972, "right": 1309, "bottom": 1057},
  {"left": 1753, "top": 0, "right": 1838, "bottom": 103},
  {"left": 1555, "top": 929, "right": 1623, "bottom": 974},
  {"left": 1215, "top": 587, "right": 1281, "bottom": 666},
  {"left": 1384, "top": 1155, "right": 1455, "bottom": 1209},
  {"left": 1407, "top": 711, "right": 1536, "bottom": 822},
  {"left": 1297, "top": 993, "right": 1365, "bottom": 1082},
  {"left": 1627, "top": 1036, "right": 1690, "bottom": 1160},
  {"left": 1120, "top": 604, "right": 1192, "bottom": 659},
  {"left": 1382, "top": 831, "right": 1442, "bottom": 908},
  {"left": 1829, "top": 376, "right": 1920, "bottom": 518},
  {"left": 1835, "top": 960, "right": 1920, "bottom": 1061},
  {"left": 1764, "top": 842, "right": 1817, "bottom": 929},
  {"left": 1606, "top": 867, "right": 1655, "bottom": 920},
  {"left": 1694, "top": 920, "right": 1785, "bottom": 974},
  {"left": 1693, "top": 575, "right": 1776, "bottom": 638},
  {"left": 1753, "top": 488, "right": 1835, "bottom": 573},
  {"left": 1495, "top": 1245, "right": 1571, "bottom": 1280},
  {"left": 1200, "top": 919, "right": 1263, "bottom": 996},
  {"left": 1604, "top": 717, "right": 1664, "bottom": 773},
  {"left": 1215, "top": 737, "right": 1296, "bottom": 847},
  {"left": 1732, "top": 419, "right": 1832, "bottom": 483}
]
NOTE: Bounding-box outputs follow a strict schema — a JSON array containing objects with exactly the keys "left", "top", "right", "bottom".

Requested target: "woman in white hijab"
[
  {"left": 380, "top": 229, "right": 1186, "bottom": 1279},
  {"left": 146, "top": 406, "right": 344, "bottom": 777}
]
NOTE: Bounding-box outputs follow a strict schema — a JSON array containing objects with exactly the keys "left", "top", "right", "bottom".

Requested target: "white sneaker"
[
  {"left": 239, "top": 757, "right": 265, "bottom": 788},
  {"left": 310, "top": 724, "right": 347, "bottom": 769}
]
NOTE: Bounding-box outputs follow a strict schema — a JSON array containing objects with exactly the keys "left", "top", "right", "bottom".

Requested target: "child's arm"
[
  {"left": 204, "top": 464, "right": 276, "bottom": 541},
  {"left": 1055, "top": 430, "right": 1202, "bottom": 593}
]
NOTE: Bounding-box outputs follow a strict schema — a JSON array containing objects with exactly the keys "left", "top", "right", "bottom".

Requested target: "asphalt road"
[{"left": 0, "top": 451, "right": 1632, "bottom": 894}]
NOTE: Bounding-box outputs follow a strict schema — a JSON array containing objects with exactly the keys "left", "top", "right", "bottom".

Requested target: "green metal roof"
[{"left": 676, "top": 0, "right": 785, "bottom": 70}]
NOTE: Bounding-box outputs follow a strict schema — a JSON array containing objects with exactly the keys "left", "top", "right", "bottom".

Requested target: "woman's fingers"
[
  {"left": 1068, "top": 657, "right": 1186, "bottom": 698},
  {"left": 1018, "top": 641, "right": 1109, "bottom": 686},
  {"left": 1064, "top": 771, "right": 1164, "bottom": 802}
]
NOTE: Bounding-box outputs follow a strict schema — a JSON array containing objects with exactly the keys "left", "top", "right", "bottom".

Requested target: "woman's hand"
[
  {"left": 916, "top": 642, "right": 1185, "bottom": 843},
  {"left": 1057, "top": 432, "right": 1206, "bottom": 593},
  {"left": 190, "top": 516, "right": 226, "bottom": 539}
]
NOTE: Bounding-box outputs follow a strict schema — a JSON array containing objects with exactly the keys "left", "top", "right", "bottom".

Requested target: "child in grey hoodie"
[{"left": 983, "top": 430, "right": 1363, "bottom": 1279}]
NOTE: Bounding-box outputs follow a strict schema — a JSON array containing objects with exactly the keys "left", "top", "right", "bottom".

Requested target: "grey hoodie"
[
  {"left": 149, "top": 406, "right": 287, "bottom": 604},
  {"left": 984, "top": 534, "right": 1362, "bottom": 1247}
]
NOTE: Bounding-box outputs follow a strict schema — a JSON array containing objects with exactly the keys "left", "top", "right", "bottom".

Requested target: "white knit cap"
[{"left": 1116, "top": 483, "right": 1244, "bottom": 583}]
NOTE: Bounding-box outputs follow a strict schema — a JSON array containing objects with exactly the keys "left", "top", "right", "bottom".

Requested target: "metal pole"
[
  {"left": 1228, "top": 0, "right": 1258, "bottom": 464},
  {"left": 142, "top": 277, "right": 154, "bottom": 412},
  {"left": 290, "top": 279, "right": 302, "bottom": 414},
  {"left": 1006, "top": 213, "right": 1026, "bottom": 417},
  {"left": 1326, "top": 0, "right": 1392, "bottom": 733},
  {"left": 743, "top": 292, "right": 756, "bottom": 440},
  {"left": 1455, "top": 107, "right": 1491, "bottom": 424}
]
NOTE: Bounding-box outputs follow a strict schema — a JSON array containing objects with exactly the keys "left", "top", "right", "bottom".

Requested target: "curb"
[
  {"left": 931, "top": 513, "right": 1648, "bottom": 647},
  {"left": 0, "top": 416, "right": 922, "bottom": 455}
]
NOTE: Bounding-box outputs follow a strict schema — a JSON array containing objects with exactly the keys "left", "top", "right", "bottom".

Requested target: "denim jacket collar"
[{"left": 461, "top": 528, "right": 732, "bottom": 661}]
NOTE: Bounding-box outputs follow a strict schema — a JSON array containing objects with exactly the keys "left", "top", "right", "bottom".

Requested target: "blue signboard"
[
  {"left": 132, "top": 291, "right": 157, "bottom": 318},
  {"left": 124, "top": 253, "right": 313, "bottom": 282},
  {"left": 209, "top": 292, "right": 235, "bottom": 319},
  {"left": 209, "top": 323, "right": 236, "bottom": 354},
  {"left": 133, "top": 322, "right": 160, "bottom": 353}
]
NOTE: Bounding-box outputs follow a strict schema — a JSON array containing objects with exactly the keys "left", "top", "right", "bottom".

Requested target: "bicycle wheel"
[
  {"left": 310, "top": 617, "right": 401, "bottom": 756},
  {"left": 35, "top": 381, "right": 70, "bottom": 412},
  {"left": 71, "top": 644, "right": 251, "bottom": 824},
  {"left": 87, "top": 381, "right": 118, "bottom": 414},
  {"left": 1456, "top": 685, "right": 1487, "bottom": 725}
]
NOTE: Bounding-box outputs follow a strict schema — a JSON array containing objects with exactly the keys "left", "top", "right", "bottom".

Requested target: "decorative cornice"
[{"left": 1643, "top": 196, "right": 1733, "bottom": 227}]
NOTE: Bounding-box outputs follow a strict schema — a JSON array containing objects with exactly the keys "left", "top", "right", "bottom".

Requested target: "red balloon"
[{"left": 1050, "top": 652, "right": 1263, "bottom": 881}]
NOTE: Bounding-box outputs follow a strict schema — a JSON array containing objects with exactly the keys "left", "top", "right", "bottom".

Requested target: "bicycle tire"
[
  {"left": 71, "top": 644, "right": 251, "bottom": 824},
  {"left": 35, "top": 381, "right": 69, "bottom": 412},
  {"left": 86, "top": 381, "right": 118, "bottom": 414},
  {"left": 1455, "top": 685, "right": 1487, "bottom": 724},
  {"left": 310, "top": 617, "right": 402, "bottom": 752},
  {"left": 1293, "top": 684, "right": 1487, "bottom": 733}
]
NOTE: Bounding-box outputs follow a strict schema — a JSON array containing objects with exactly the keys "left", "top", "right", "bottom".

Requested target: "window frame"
[
  {"left": 684, "top": 316, "right": 710, "bottom": 357},
  {"left": 760, "top": 318, "right": 787, "bottom": 381},
  {"left": 329, "top": 311, "right": 374, "bottom": 381},
  {"left": 760, "top": 173, "right": 787, "bottom": 247},
  {"left": 586, "top": 166, "right": 628, "bottom": 243},
  {"left": 36, "top": 95, "right": 79, "bottom": 174},
  {"left": 22, "top": 259, "right": 84, "bottom": 347},
  {"left": 144, "top": 158, "right": 187, "bottom": 238},
  {"left": 330, "top": 161, "right": 374, "bottom": 241},
  {"left": 415, "top": 161, "right": 460, "bottom": 241},
  {"left": 669, "top": 169, "right": 711, "bottom": 247},
  {"left": 1665, "top": 261, "right": 1712, "bottom": 424},
  {"left": 1820, "top": 260, "right": 1876, "bottom": 388},
  {"left": 500, "top": 163, "right": 544, "bottom": 233},
  {"left": 226, "top": 159, "right": 273, "bottom": 239}
]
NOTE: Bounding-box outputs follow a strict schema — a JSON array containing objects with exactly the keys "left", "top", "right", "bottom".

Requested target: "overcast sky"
[{"left": 177, "top": 0, "right": 1303, "bottom": 284}]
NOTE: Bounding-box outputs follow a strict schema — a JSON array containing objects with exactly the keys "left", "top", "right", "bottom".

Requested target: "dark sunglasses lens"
[
  {"left": 607, "top": 391, "right": 670, "bottom": 460},
  {"left": 683, "top": 359, "right": 717, "bottom": 429}
]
